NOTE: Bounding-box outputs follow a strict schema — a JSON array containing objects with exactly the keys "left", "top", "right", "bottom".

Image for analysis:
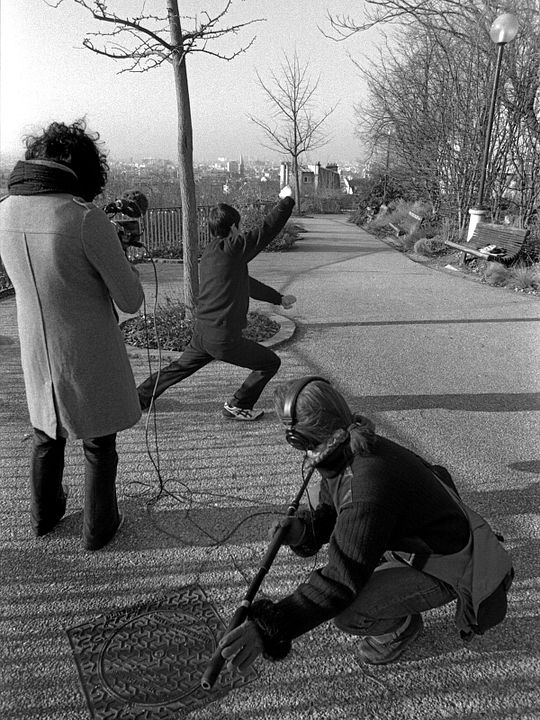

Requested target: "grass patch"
[
  {"left": 480, "top": 261, "right": 540, "bottom": 292},
  {"left": 460, "top": 259, "right": 540, "bottom": 294},
  {"left": 507, "top": 263, "right": 540, "bottom": 292},
  {"left": 121, "top": 300, "right": 280, "bottom": 351}
]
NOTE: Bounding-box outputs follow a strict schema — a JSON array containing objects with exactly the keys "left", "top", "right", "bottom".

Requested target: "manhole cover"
[{"left": 67, "top": 585, "right": 256, "bottom": 718}]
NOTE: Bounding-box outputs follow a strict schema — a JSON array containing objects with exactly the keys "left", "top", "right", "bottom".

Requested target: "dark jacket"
[
  {"left": 196, "top": 197, "right": 294, "bottom": 340},
  {"left": 249, "top": 436, "right": 472, "bottom": 655}
]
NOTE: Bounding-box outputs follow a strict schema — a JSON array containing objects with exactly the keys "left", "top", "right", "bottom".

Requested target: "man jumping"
[{"left": 137, "top": 185, "right": 296, "bottom": 420}]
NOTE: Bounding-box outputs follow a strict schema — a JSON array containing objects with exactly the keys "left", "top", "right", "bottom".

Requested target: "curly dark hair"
[{"left": 24, "top": 119, "right": 109, "bottom": 201}]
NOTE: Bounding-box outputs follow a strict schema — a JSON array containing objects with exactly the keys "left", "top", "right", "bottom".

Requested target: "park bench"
[
  {"left": 388, "top": 210, "right": 424, "bottom": 237},
  {"left": 444, "top": 223, "right": 528, "bottom": 263}
]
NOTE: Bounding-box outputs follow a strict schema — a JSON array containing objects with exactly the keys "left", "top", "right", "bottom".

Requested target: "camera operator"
[{"left": 0, "top": 119, "right": 143, "bottom": 550}]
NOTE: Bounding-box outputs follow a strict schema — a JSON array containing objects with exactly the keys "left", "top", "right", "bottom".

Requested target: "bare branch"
[
  {"left": 187, "top": 35, "right": 258, "bottom": 61},
  {"left": 323, "top": 1, "right": 488, "bottom": 43},
  {"left": 249, "top": 115, "right": 294, "bottom": 155},
  {"left": 250, "top": 50, "right": 336, "bottom": 206},
  {"left": 69, "top": 0, "right": 174, "bottom": 50},
  {"left": 44, "top": 0, "right": 265, "bottom": 68}
]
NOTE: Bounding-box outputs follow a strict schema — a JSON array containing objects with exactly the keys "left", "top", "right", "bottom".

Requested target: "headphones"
[{"left": 282, "top": 376, "right": 331, "bottom": 451}]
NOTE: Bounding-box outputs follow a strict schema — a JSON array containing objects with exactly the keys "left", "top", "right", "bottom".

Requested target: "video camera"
[{"left": 103, "top": 189, "right": 149, "bottom": 248}]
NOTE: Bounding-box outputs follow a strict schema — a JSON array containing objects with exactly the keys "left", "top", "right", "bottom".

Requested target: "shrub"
[
  {"left": 520, "top": 224, "right": 540, "bottom": 263},
  {"left": 265, "top": 228, "right": 297, "bottom": 252},
  {"left": 121, "top": 300, "right": 279, "bottom": 351},
  {"left": 396, "top": 234, "right": 418, "bottom": 252},
  {"left": 349, "top": 207, "right": 366, "bottom": 225},
  {"left": 122, "top": 298, "right": 192, "bottom": 350},
  {"left": 410, "top": 200, "right": 433, "bottom": 218},
  {"left": 408, "top": 221, "right": 440, "bottom": 243},
  {"left": 242, "top": 311, "right": 280, "bottom": 341},
  {"left": 347, "top": 169, "right": 417, "bottom": 218},
  {"left": 302, "top": 192, "right": 343, "bottom": 214},
  {"left": 506, "top": 263, "right": 540, "bottom": 292},
  {"left": 239, "top": 206, "right": 300, "bottom": 252},
  {"left": 287, "top": 222, "right": 306, "bottom": 235},
  {"left": 413, "top": 236, "right": 448, "bottom": 256},
  {"left": 483, "top": 262, "right": 509, "bottom": 286},
  {"left": 240, "top": 204, "right": 268, "bottom": 233},
  {"left": 146, "top": 243, "right": 184, "bottom": 260},
  {"left": 371, "top": 199, "right": 410, "bottom": 231},
  {"left": 370, "top": 199, "right": 435, "bottom": 235}
]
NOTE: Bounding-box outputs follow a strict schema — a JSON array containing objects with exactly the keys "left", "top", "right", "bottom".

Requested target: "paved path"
[{"left": 1, "top": 216, "right": 539, "bottom": 720}]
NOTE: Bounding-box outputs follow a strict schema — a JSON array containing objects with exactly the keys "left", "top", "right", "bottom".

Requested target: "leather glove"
[
  {"left": 218, "top": 620, "right": 264, "bottom": 674},
  {"left": 268, "top": 515, "right": 305, "bottom": 547}
]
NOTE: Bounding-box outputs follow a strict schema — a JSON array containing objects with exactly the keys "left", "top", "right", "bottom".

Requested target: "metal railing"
[
  {"left": 142, "top": 201, "right": 275, "bottom": 252},
  {"left": 0, "top": 201, "right": 277, "bottom": 289}
]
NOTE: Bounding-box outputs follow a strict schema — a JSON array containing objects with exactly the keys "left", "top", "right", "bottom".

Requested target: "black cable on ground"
[{"left": 123, "top": 248, "right": 309, "bottom": 587}]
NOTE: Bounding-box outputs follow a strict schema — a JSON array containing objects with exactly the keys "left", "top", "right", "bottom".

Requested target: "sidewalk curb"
[
  {"left": 125, "top": 312, "right": 296, "bottom": 361},
  {"left": 261, "top": 313, "right": 296, "bottom": 348}
]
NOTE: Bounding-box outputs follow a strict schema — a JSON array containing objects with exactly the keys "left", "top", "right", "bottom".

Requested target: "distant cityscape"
[{"left": 0, "top": 153, "right": 370, "bottom": 206}]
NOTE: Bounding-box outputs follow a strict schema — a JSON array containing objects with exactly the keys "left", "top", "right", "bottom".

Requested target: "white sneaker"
[{"left": 222, "top": 403, "right": 264, "bottom": 421}]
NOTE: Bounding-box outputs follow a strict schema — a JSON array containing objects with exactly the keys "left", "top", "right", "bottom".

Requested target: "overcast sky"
[{"left": 1, "top": 0, "right": 378, "bottom": 164}]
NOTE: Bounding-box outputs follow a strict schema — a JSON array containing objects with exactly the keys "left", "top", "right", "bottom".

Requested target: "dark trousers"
[
  {"left": 334, "top": 560, "right": 456, "bottom": 637},
  {"left": 137, "top": 326, "right": 281, "bottom": 409},
  {"left": 31, "top": 429, "right": 119, "bottom": 545}
]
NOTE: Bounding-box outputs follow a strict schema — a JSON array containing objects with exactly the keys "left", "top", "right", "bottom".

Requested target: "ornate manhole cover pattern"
[{"left": 67, "top": 585, "right": 256, "bottom": 719}]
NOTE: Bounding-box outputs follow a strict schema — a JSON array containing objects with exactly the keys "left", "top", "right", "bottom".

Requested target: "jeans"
[
  {"left": 137, "top": 326, "right": 281, "bottom": 409},
  {"left": 31, "top": 429, "right": 119, "bottom": 546},
  {"left": 334, "top": 559, "right": 456, "bottom": 637}
]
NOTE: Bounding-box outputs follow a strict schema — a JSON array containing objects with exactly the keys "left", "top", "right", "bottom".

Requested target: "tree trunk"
[
  {"left": 167, "top": 0, "right": 199, "bottom": 319},
  {"left": 292, "top": 156, "right": 302, "bottom": 214}
]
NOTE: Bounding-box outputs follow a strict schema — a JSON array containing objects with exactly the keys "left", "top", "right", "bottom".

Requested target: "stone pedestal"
[{"left": 467, "top": 207, "right": 487, "bottom": 241}]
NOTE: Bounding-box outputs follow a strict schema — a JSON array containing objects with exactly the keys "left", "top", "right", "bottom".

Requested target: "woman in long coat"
[{"left": 0, "top": 120, "right": 143, "bottom": 550}]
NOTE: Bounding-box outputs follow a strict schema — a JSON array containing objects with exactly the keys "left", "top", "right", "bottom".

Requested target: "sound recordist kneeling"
[{"left": 218, "top": 377, "right": 513, "bottom": 672}]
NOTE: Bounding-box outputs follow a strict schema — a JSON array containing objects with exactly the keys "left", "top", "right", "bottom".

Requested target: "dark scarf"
[{"left": 7, "top": 160, "right": 81, "bottom": 197}]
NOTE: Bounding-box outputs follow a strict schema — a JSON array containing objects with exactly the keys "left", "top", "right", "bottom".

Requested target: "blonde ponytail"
[{"left": 348, "top": 414, "right": 377, "bottom": 456}]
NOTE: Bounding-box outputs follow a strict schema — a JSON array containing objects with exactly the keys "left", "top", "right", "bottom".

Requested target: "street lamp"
[{"left": 467, "top": 12, "right": 519, "bottom": 240}]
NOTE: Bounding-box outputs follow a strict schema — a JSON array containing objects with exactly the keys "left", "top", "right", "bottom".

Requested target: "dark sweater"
[
  {"left": 250, "top": 436, "right": 470, "bottom": 657},
  {"left": 196, "top": 197, "right": 295, "bottom": 339}
]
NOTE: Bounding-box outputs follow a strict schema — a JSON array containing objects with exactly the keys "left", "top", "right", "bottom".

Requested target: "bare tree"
[
  {"left": 249, "top": 52, "right": 336, "bottom": 213},
  {"left": 328, "top": 0, "right": 540, "bottom": 228},
  {"left": 46, "top": 0, "right": 263, "bottom": 317},
  {"left": 353, "top": 24, "right": 491, "bottom": 228}
]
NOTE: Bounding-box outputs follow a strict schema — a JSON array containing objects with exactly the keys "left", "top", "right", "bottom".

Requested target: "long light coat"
[{"left": 0, "top": 193, "right": 144, "bottom": 439}]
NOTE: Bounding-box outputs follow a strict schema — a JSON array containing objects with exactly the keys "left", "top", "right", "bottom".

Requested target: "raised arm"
[
  {"left": 227, "top": 187, "right": 295, "bottom": 262},
  {"left": 248, "top": 276, "right": 282, "bottom": 305}
]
